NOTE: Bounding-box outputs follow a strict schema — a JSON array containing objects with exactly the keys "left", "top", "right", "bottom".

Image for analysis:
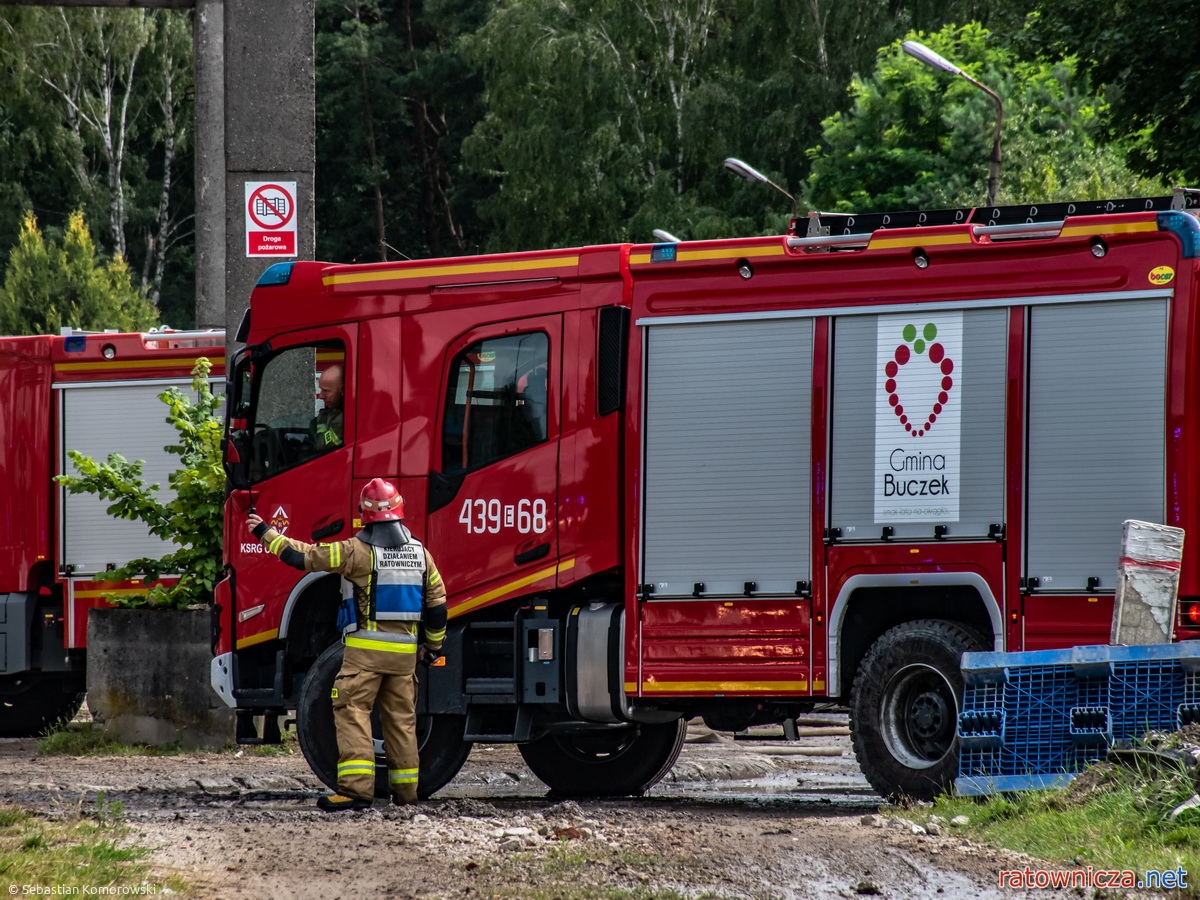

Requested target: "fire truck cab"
[{"left": 215, "top": 190, "right": 1200, "bottom": 800}]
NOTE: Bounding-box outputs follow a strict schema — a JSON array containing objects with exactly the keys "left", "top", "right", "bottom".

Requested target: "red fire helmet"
[{"left": 359, "top": 478, "right": 405, "bottom": 524}]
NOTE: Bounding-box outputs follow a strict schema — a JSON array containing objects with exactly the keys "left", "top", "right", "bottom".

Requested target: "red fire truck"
[
  {"left": 215, "top": 189, "right": 1200, "bottom": 800},
  {"left": 0, "top": 328, "right": 224, "bottom": 736}
]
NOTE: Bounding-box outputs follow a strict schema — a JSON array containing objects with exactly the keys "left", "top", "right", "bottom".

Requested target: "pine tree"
[{"left": 0, "top": 210, "right": 158, "bottom": 335}]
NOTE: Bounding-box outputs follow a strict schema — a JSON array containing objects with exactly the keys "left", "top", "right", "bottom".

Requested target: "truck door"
[
  {"left": 424, "top": 316, "right": 561, "bottom": 610},
  {"left": 226, "top": 325, "right": 356, "bottom": 642}
]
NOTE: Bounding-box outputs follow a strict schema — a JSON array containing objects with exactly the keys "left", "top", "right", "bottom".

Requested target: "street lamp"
[
  {"left": 652, "top": 229, "right": 682, "bottom": 243},
  {"left": 722, "top": 157, "right": 798, "bottom": 218},
  {"left": 902, "top": 40, "right": 1004, "bottom": 209}
]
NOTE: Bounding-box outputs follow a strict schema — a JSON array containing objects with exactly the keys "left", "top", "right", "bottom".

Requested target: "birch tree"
[{"left": 0, "top": 6, "right": 193, "bottom": 315}]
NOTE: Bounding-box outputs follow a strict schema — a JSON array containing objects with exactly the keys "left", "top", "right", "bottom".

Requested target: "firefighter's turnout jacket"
[{"left": 252, "top": 522, "right": 447, "bottom": 802}]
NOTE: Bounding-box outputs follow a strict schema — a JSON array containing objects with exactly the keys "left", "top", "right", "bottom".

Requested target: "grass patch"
[
  {"left": 37, "top": 722, "right": 183, "bottom": 756},
  {"left": 0, "top": 798, "right": 185, "bottom": 893},
  {"left": 930, "top": 758, "right": 1200, "bottom": 896}
]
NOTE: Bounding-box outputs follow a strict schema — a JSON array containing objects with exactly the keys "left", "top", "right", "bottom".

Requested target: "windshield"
[{"left": 228, "top": 341, "right": 345, "bottom": 484}]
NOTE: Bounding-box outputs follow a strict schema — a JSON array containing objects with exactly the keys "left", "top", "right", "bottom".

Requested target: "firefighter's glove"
[{"left": 421, "top": 647, "right": 442, "bottom": 666}]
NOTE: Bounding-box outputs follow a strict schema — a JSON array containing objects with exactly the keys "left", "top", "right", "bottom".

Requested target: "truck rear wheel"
[
  {"left": 518, "top": 718, "right": 686, "bottom": 797},
  {"left": 0, "top": 673, "right": 85, "bottom": 738},
  {"left": 850, "top": 619, "right": 982, "bottom": 802},
  {"left": 296, "top": 642, "right": 473, "bottom": 800}
]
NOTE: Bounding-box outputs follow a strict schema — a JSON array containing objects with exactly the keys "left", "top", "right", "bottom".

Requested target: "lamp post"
[
  {"left": 902, "top": 40, "right": 1003, "bottom": 209},
  {"left": 722, "top": 157, "right": 798, "bottom": 218},
  {"left": 651, "top": 229, "right": 682, "bottom": 243}
]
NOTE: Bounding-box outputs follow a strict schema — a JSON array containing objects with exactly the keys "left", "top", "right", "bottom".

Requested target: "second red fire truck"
[
  {"left": 214, "top": 189, "right": 1200, "bottom": 800},
  {"left": 0, "top": 328, "right": 224, "bottom": 737}
]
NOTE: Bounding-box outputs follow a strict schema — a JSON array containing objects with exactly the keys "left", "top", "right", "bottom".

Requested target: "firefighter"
[
  {"left": 246, "top": 477, "right": 447, "bottom": 811},
  {"left": 311, "top": 363, "right": 344, "bottom": 450}
]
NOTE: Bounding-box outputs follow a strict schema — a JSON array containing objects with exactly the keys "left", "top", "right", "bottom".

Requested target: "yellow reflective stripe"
[
  {"left": 268, "top": 536, "right": 286, "bottom": 554},
  {"left": 428, "top": 571, "right": 442, "bottom": 586},
  {"left": 425, "top": 628, "right": 446, "bottom": 642},
  {"left": 337, "top": 759, "right": 376, "bottom": 774},
  {"left": 329, "top": 543, "right": 341, "bottom": 568},
  {"left": 388, "top": 768, "right": 419, "bottom": 784},
  {"left": 345, "top": 635, "right": 418, "bottom": 654}
]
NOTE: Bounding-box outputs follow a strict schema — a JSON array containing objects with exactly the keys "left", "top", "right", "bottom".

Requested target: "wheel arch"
[
  {"left": 827, "top": 572, "right": 1001, "bottom": 698},
  {"left": 278, "top": 572, "right": 341, "bottom": 662}
]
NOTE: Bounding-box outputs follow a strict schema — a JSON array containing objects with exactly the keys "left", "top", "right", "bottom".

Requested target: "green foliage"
[
  {"left": 315, "top": 0, "right": 489, "bottom": 263},
  {"left": 806, "top": 22, "right": 1165, "bottom": 214},
  {"left": 0, "top": 6, "right": 195, "bottom": 326},
  {"left": 56, "top": 359, "right": 223, "bottom": 609},
  {"left": 1017, "top": 0, "right": 1200, "bottom": 184},
  {"left": 930, "top": 760, "right": 1200, "bottom": 891},
  {"left": 0, "top": 210, "right": 158, "bottom": 335}
]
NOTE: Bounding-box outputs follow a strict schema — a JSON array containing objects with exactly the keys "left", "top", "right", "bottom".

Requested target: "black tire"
[
  {"left": 296, "top": 642, "right": 473, "bottom": 800},
  {"left": 850, "top": 619, "right": 983, "bottom": 802},
  {"left": 518, "top": 718, "right": 686, "bottom": 797},
  {"left": 0, "top": 673, "right": 85, "bottom": 738}
]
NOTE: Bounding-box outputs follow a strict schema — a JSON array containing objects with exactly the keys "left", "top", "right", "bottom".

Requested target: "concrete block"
[
  {"left": 1111, "top": 520, "right": 1184, "bottom": 645},
  {"left": 87, "top": 608, "right": 234, "bottom": 749}
]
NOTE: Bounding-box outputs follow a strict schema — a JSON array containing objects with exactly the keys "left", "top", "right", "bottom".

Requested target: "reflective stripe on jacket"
[{"left": 345, "top": 629, "right": 418, "bottom": 654}]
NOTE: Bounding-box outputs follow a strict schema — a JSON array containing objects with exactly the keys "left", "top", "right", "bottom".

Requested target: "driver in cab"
[{"left": 312, "top": 363, "right": 344, "bottom": 451}]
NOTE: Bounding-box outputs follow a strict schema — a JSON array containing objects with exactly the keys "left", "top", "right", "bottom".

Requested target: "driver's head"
[{"left": 318, "top": 364, "right": 344, "bottom": 410}]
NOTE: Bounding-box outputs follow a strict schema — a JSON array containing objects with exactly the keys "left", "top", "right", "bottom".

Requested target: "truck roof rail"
[
  {"left": 140, "top": 329, "right": 226, "bottom": 340},
  {"left": 789, "top": 188, "right": 1200, "bottom": 251}
]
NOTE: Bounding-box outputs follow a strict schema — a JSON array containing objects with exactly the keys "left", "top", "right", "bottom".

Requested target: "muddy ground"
[{"left": 0, "top": 715, "right": 1130, "bottom": 899}]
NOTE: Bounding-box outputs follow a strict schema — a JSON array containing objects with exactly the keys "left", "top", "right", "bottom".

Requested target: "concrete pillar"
[
  {"left": 192, "top": 0, "right": 225, "bottom": 331},
  {"left": 222, "top": 0, "right": 316, "bottom": 345}
]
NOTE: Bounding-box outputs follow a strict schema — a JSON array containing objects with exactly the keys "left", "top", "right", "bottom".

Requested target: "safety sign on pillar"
[{"left": 245, "top": 181, "right": 297, "bottom": 257}]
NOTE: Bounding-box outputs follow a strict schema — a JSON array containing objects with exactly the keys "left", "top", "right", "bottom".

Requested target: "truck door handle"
[
  {"left": 514, "top": 542, "right": 550, "bottom": 565},
  {"left": 312, "top": 520, "right": 344, "bottom": 541}
]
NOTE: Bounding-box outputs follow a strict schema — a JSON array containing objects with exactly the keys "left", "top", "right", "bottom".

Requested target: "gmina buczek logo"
[{"left": 883, "top": 322, "right": 955, "bottom": 438}]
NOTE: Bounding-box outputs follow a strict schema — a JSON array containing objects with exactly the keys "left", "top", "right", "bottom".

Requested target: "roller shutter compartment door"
[
  {"left": 641, "top": 318, "right": 812, "bottom": 596},
  {"left": 1026, "top": 299, "right": 1166, "bottom": 591},
  {"left": 60, "top": 380, "right": 219, "bottom": 576}
]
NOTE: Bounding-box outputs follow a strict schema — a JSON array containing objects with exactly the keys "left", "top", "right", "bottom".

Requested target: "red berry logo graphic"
[{"left": 885, "top": 322, "right": 953, "bottom": 438}]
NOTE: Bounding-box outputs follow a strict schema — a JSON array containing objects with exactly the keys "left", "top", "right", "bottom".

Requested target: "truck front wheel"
[
  {"left": 850, "top": 619, "right": 982, "bottom": 802},
  {"left": 296, "top": 642, "right": 473, "bottom": 799},
  {"left": 518, "top": 718, "right": 686, "bottom": 797}
]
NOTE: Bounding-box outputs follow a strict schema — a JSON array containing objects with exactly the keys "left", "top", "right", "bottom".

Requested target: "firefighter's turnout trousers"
[{"left": 333, "top": 630, "right": 420, "bottom": 802}]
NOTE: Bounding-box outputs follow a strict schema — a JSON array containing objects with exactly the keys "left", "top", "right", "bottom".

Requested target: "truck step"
[{"left": 464, "top": 704, "right": 533, "bottom": 743}]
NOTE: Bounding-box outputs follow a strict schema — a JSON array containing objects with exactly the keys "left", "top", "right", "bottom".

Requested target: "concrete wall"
[{"left": 87, "top": 608, "right": 233, "bottom": 749}]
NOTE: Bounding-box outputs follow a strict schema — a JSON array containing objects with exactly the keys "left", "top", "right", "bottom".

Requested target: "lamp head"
[
  {"left": 723, "top": 157, "right": 768, "bottom": 185},
  {"left": 902, "top": 40, "right": 961, "bottom": 76}
]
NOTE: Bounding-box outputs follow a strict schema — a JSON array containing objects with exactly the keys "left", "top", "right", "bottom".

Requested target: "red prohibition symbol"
[{"left": 247, "top": 184, "right": 295, "bottom": 230}]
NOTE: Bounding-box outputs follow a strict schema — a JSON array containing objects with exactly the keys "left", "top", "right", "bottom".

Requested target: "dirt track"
[{"left": 0, "top": 719, "right": 1091, "bottom": 899}]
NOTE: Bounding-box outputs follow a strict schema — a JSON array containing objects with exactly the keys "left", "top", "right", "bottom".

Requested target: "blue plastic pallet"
[{"left": 955, "top": 642, "right": 1200, "bottom": 796}]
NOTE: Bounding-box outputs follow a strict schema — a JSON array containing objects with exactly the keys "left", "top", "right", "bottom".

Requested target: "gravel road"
[{"left": 0, "top": 716, "right": 1087, "bottom": 899}]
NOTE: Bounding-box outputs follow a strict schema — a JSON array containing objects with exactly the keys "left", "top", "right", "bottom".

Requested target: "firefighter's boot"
[
  {"left": 317, "top": 793, "right": 373, "bottom": 812},
  {"left": 392, "top": 785, "right": 419, "bottom": 806}
]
